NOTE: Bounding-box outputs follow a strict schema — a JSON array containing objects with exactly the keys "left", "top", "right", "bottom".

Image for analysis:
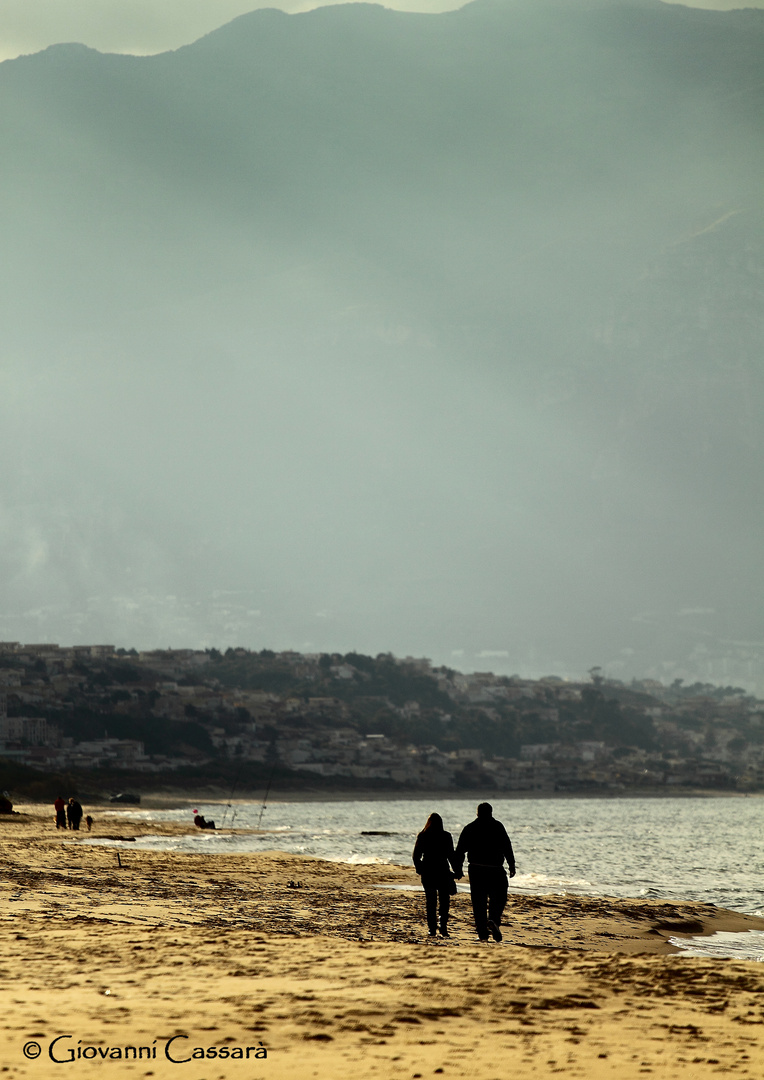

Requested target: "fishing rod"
[
  {"left": 220, "top": 760, "right": 244, "bottom": 829},
  {"left": 257, "top": 767, "right": 276, "bottom": 829}
]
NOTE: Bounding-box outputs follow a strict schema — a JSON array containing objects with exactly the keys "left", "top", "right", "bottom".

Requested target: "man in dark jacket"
[
  {"left": 454, "top": 802, "right": 516, "bottom": 941},
  {"left": 67, "top": 798, "right": 84, "bottom": 831}
]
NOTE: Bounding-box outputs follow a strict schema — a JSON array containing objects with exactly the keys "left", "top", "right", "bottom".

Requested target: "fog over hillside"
[{"left": 1, "top": 0, "right": 762, "bottom": 687}]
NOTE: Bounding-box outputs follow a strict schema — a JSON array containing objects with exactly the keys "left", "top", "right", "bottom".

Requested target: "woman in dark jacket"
[{"left": 412, "top": 812, "right": 458, "bottom": 938}]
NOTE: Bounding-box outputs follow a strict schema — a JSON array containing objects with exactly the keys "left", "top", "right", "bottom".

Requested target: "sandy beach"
[{"left": 2, "top": 805, "right": 764, "bottom": 1079}]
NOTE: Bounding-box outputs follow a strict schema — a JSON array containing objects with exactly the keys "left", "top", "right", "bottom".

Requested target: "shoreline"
[
  {"left": 4, "top": 804, "right": 764, "bottom": 953},
  {"left": 2, "top": 806, "right": 764, "bottom": 1079},
  {"left": 50, "top": 786, "right": 764, "bottom": 810}
]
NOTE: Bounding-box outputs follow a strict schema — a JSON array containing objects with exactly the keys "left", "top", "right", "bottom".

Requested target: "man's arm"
[
  {"left": 452, "top": 825, "right": 470, "bottom": 878},
  {"left": 501, "top": 824, "right": 516, "bottom": 877}
]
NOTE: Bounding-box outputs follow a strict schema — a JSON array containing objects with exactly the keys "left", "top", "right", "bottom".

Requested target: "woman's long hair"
[{"left": 421, "top": 812, "right": 444, "bottom": 834}]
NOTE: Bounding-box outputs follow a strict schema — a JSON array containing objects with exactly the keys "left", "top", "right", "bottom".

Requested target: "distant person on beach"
[
  {"left": 67, "top": 797, "right": 84, "bottom": 831},
  {"left": 54, "top": 795, "right": 67, "bottom": 829},
  {"left": 0, "top": 791, "right": 13, "bottom": 814},
  {"left": 193, "top": 811, "right": 216, "bottom": 830},
  {"left": 413, "top": 812, "right": 459, "bottom": 938},
  {"left": 454, "top": 802, "right": 516, "bottom": 942}
]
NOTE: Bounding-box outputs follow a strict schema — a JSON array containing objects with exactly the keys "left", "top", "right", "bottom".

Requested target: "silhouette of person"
[
  {"left": 454, "top": 802, "right": 516, "bottom": 941},
  {"left": 193, "top": 812, "right": 216, "bottom": 830},
  {"left": 54, "top": 795, "right": 67, "bottom": 830},
  {"left": 67, "top": 797, "right": 84, "bottom": 831},
  {"left": 412, "top": 812, "right": 458, "bottom": 938}
]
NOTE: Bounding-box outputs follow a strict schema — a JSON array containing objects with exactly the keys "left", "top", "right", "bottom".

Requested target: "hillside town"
[{"left": 1, "top": 642, "right": 763, "bottom": 794}]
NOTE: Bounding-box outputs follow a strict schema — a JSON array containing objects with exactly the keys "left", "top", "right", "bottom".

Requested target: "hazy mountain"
[{"left": 0, "top": 0, "right": 762, "bottom": 687}]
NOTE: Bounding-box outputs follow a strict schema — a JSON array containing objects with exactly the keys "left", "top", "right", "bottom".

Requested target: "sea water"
[{"left": 86, "top": 795, "right": 763, "bottom": 958}]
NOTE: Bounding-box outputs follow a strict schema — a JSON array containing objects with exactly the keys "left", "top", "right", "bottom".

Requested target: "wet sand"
[{"left": 1, "top": 805, "right": 764, "bottom": 1078}]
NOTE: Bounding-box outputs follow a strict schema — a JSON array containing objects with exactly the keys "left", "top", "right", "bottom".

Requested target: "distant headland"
[{"left": 1, "top": 642, "right": 762, "bottom": 799}]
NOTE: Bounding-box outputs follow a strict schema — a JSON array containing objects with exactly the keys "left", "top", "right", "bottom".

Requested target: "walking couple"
[{"left": 413, "top": 803, "right": 516, "bottom": 941}]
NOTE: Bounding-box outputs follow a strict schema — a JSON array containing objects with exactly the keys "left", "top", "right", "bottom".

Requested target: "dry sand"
[{"left": 2, "top": 805, "right": 764, "bottom": 1079}]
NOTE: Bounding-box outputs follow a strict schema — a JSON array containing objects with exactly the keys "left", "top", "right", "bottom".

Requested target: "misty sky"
[
  {"left": 1, "top": 0, "right": 763, "bottom": 61},
  {"left": 1, "top": 0, "right": 762, "bottom": 688}
]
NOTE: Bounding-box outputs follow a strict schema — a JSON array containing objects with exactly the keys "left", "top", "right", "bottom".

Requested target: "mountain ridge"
[{"left": 0, "top": 0, "right": 762, "bottom": 687}]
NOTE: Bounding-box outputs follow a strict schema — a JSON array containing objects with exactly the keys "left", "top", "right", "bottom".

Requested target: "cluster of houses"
[{"left": 1, "top": 641, "right": 763, "bottom": 791}]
